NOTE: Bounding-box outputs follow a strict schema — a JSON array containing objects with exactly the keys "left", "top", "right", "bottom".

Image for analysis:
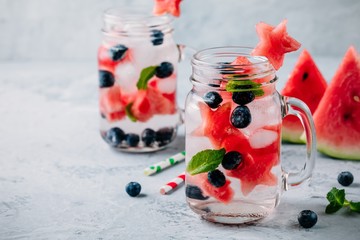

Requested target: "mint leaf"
[
  {"left": 325, "top": 187, "right": 345, "bottom": 214},
  {"left": 349, "top": 201, "right": 360, "bottom": 213},
  {"left": 225, "top": 80, "right": 264, "bottom": 97},
  {"left": 125, "top": 103, "right": 137, "bottom": 122},
  {"left": 136, "top": 66, "right": 157, "bottom": 90},
  {"left": 186, "top": 148, "right": 226, "bottom": 175}
]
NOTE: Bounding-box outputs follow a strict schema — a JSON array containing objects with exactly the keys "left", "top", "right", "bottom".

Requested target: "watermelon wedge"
[
  {"left": 153, "top": 0, "right": 182, "bottom": 17},
  {"left": 252, "top": 19, "right": 301, "bottom": 70},
  {"left": 313, "top": 46, "right": 360, "bottom": 160},
  {"left": 281, "top": 49, "right": 327, "bottom": 143},
  {"left": 99, "top": 85, "right": 126, "bottom": 122}
]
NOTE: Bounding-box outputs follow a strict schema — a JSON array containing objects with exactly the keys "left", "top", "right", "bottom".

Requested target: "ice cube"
[
  {"left": 249, "top": 129, "right": 278, "bottom": 149},
  {"left": 156, "top": 77, "right": 176, "bottom": 94},
  {"left": 131, "top": 40, "right": 157, "bottom": 70},
  {"left": 115, "top": 62, "right": 139, "bottom": 94}
]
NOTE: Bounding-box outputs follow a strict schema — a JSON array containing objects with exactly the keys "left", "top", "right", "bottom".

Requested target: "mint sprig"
[
  {"left": 186, "top": 148, "right": 225, "bottom": 175},
  {"left": 125, "top": 103, "right": 137, "bottom": 122},
  {"left": 225, "top": 80, "right": 264, "bottom": 97},
  {"left": 325, "top": 187, "right": 360, "bottom": 213},
  {"left": 136, "top": 66, "right": 157, "bottom": 90}
]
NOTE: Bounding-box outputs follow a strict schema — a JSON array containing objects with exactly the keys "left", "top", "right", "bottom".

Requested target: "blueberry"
[
  {"left": 126, "top": 133, "right": 140, "bottom": 147},
  {"left": 230, "top": 105, "right": 251, "bottom": 128},
  {"left": 106, "top": 127, "right": 125, "bottom": 147},
  {"left": 126, "top": 182, "right": 141, "bottom": 197},
  {"left": 203, "top": 91, "right": 223, "bottom": 109},
  {"left": 141, "top": 128, "right": 156, "bottom": 147},
  {"left": 151, "top": 29, "right": 164, "bottom": 46},
  {"left": 222, "top": 151, "right": 243, "bottom": 170},
  {"left": 186, "top": 185, "right": 209, "bottom": 200},
  {"left": 207, "top": 170, "right": 226, "bottom": 188},
  {"left": 232, "top": 91, "right": 255, "bottom": 105},
  {"left": 155, "top": 62, "right": 174, "bottom": 78},
  {"left": 338, "top": 171, "right": 354, "bottom": 186},
  {"left": 109, "top": 44, "right": 128, "bottom": 61},
  {"left": 298, "top": 210, "right": 317, "bottom": 228},
  {"left": 156, "top": 127, "right": 174, "bottom": 144},
  {"left": 99, "top": 70, "right": 115, "bottom": 88}
]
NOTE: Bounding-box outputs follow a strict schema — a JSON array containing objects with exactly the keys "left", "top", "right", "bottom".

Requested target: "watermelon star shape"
[
  {"left": 153, "top": 0, "right": 182, "bottom": 17},
  {"left": 252, "top": 19, "right": 301, "bottom": 70}
]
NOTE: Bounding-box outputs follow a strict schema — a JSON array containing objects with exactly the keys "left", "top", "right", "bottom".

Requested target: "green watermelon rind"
[
  {"left": 281, "top": 126, "right": 305, "bottom": 144},
  {"left": 317, "top": 141, "right": 360, "bottom": 161}
]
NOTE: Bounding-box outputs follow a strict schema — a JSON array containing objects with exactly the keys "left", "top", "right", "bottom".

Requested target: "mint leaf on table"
[
  {"left": 225, "top": 80, "right": 264, "bottom": 97},
  {"left": 349, "top": 201, "right": 360, "bottom": 213},
  {"left": 136, "top": 66, "right": 157, "bottom": 90},
  {"left": 186, "top": 148, "right": 226, "bottom": 175},
  {"left": 325, "top": 187, "right": 360, "bottom": 214},
  {"left": 125, "top": 103, "right": 137, "bottom": 122}
]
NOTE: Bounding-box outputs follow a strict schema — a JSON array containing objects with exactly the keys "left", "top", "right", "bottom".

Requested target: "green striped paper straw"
[{"left": 144, "top": 151, "right": 186, "bottom": 176}]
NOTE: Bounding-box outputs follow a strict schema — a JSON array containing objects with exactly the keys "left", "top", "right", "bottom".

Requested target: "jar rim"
[{"left": 102, "top": 7, "right": 174, "bottom": 36}]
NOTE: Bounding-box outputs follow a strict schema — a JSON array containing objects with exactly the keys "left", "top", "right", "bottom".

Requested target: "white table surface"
[{"left": 0, "top": 59, "right": 359, "bottom": 240}]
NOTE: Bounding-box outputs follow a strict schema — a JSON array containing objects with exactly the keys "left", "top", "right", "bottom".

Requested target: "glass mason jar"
[
  {"left": 98, "top": 8, "right": 183, "bottom": 152},
  {"left": 185, "top": 47, "right": 316, "bottom": 224}
]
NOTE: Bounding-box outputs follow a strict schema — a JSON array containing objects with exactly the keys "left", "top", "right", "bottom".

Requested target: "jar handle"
[
  {"left": 281, "top": 96, "right": 317, "bottom": 191},
  {"left": 176, "top": 44, "right": 196, "bottom": 126}
]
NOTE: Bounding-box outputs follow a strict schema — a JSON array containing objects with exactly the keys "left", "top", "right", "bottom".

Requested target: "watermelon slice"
[
  {"left": 196, "top": 102, "right": 250, "bottom": 151},
  {"left": 281, "top": 49, "right": 327, "bottom": 143},
  {"left": 252, "top": 19, "right": 301, "bottom": 70},
  {"left": 193, "top": 173, "right": 234, "bottom": 204},
  {"left": 153, "top": 0, "right": 182, "bottom": 17},
  {"left": 99, "top": 85, "right": 126, "bottom": 122},
  {"left": 130, "top": 90, "right": 154, "bottom": 122},
  {"left": 313, "top": 46, "right": 360, "bottom": 160}
]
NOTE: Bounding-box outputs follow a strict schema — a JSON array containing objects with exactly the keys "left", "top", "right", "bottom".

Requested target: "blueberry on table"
[
  {"left": 232, "top": 91, "right": 255, "bottom": 105},
  {"left": 207, "top": 169, "right": 226, "bottom": 188},
  {"left": 186, "top": 185, "right": 209, "bottom": 200},
  {"left": 99, "top": 70, "right": 115, "bottom": 88},
  {"left": 126, "top": 133, "right": 140, "bottom": 147},
  {"left": 298, "top": 210, "right": 317, "bottom": 228},
  {"left": 230, "top": 105, "right": 252, "bottom": 128},
  {"left": 155, "top": 62, "right": 174, "bottom": 78},
  {"left": 106, "top": 127, "right": 125, "bottom": 147},
  {"left": 109, "top": 44, "right": 128, "bottom": 61},
  {"left": 126, "top": 182, "right": 142, "bottom": 197},
  {"left": 203, "top": 91, "right": 223, "bottom": 109},
  {"left": 141, "top": 128, "right": 156, "bottom": 147},
  {"left": 222, "top": 151, "right": 243, "bottom": 170},
  {"left": 338, "top": 171, "right": 354, "bottom": 186},
  {"left": 156, "top": 127, "right": 174, "bottom": 144},
  {"left": 151, "top": 29, "right": 164, "bottom": 46}
]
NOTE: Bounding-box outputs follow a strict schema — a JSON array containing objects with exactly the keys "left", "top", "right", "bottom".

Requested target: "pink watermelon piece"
[
  {"left": 252, "top": 19, "right": 301, "bottom": 70},
  {"left": 153, "top": 0, "right": 182, "bottom": 17},
  {"left": 99, "top": 85, "right": 126, "bottom": 122},
  {"left": 197, "top": 102, "right": 250, "bottom": 151},
  {"left": 130, "top": 90, "right": 154, "bottom": 122},
  {"left": 313, "top": 46, "right": 360, "bottom": 160},
  {"left": 193, "top": 173, "right": 234, "bottom": 204},
  {"left": 281, "top": 49, "right": 327, "bottom": 143},
  {"left": 231, "top": 56, "right": 252, "bottom": 65}
]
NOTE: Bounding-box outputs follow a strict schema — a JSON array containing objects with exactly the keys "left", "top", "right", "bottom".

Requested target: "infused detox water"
[
  {"left": 185, "top": 47, "right": 316, "bottom": 224},
  {"left": 98, "top": 9, "right": 181, "bottom": 152}
]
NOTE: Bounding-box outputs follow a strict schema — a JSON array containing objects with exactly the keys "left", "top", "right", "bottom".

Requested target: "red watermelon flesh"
[
  {"left": 153, "top": 0, "right": 182, "bottom": 17},
  {"left": 197, "top": 102, "right": 250, "bottom": 151},
  {"left": 193, "top": 173, "right": 234, "bottom": 204},
  {"left": 130, "top": 90, "right": 154, "bottom": 122},
  {"left": 252, "top": 19, "right": 301, "bottom": 70},
  {"left": 99, "top": 85, "right": 126, "bottom": 122},
  {"left": 313, "top": 46, "right": 360, "bottom": 160},
  {"left": 281, "top": 49, "right": 327, "bottom": 143}
]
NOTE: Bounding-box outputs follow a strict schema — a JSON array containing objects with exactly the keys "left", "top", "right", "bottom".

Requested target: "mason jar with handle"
[
  {"left": 185, "top": 46, "right": 316, "bottom": 224},
  {"left": 98, "top": 8, "right": 189, "bottom": 152}
]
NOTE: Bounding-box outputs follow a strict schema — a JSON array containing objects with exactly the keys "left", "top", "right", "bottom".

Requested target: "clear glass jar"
[
  {"left": 98, "top": 8, "right": 182, "bottom": 152},
  {"left": 185, "top": 47, "right": 316, "bottom": 224}
]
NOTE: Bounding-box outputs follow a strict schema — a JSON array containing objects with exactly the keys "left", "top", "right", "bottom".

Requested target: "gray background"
[{"left": 0, "top": 0, "right": 359, "bottom": 61}]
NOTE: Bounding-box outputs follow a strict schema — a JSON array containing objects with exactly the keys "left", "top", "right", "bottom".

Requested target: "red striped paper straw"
[{"left": 159, "top": 172, "right": 185, "bottom": 195}]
